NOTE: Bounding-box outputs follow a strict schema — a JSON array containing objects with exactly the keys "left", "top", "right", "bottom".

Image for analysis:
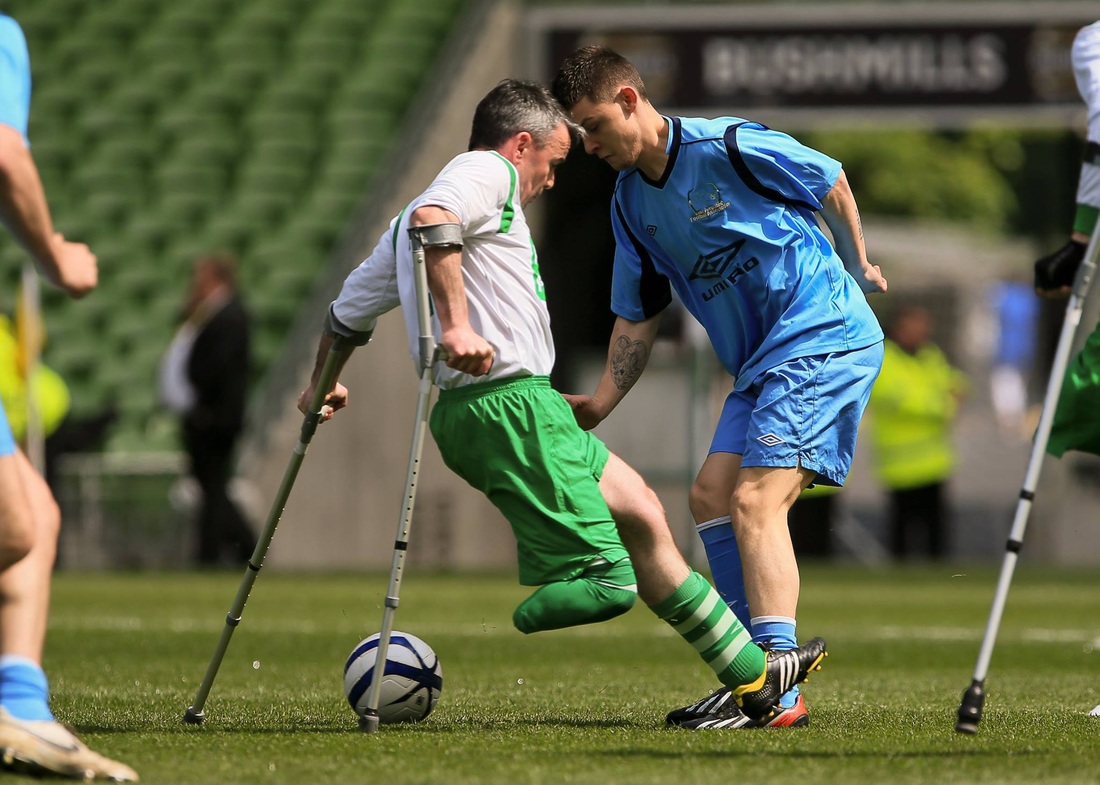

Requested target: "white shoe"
[
  {"left": 0, "top": 707, "right": 138, "bottom": 781},
  {"left": 1089, "top": 704, "right": 1100, "bottom": 717}
]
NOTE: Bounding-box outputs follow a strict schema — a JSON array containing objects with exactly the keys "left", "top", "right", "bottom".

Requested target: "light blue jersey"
[
  {"left": 0, "top": 14, "right": 31, "bottom": 143},
  {"left": 0, "top": 14, "right": 30, "bottom": 457},
  {"left": 610, "top": 116, "right": 882, "bottom": 390}
]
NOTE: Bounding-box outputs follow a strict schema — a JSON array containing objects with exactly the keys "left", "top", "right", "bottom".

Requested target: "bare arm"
[
  {"left": 410, "top": 204, "right": 493, "bottom": 376},
  {"left": 0, "top": 124, "right": 96, "bottom": 297},
  {"left": 565, "top": 314, "right": 662, "bottom": 430},
  {"left": 297, "top": 333, "right": 357, "bottom": 420},
  {"left": 818, "top": 169, "right": 886, "bottom": 295}
]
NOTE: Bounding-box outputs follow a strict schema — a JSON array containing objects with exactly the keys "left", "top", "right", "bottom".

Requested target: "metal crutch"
[
  {"left": 184, "top": 335, "right": 353, "bottom": 725},
  {"left": 955, "top": 220, "right": 1100, "bottom": 734},
  {"left": 359, "top": 223, "right": 453, "bottom": 733}
]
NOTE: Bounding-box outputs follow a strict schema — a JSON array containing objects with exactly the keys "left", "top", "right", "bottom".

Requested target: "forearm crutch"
[
  {"left": 184, "top": 335, "right": 353, "bottom": 725},
  {"left": 359, "top": 222, "right": 460, "bottom": 733},
  {"left": 956, "top": 220, "right": 1100, "bottom": 734}
]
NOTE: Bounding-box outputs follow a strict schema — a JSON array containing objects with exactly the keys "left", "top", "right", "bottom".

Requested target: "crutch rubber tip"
[
  {"left": 183, "top": 707, "right": 205, "bottom": 725},
  {"left": 359, "top": 713, "right": 380, "bottom": 734},
  {"left": 955, "top": 681, "right": 984, "bottom": 735}
]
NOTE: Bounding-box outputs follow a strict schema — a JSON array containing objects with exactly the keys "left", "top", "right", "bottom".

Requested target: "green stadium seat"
[
  {"left": 203, "top": 212, "right": 260, "bottom": 257},
  {"left": 108, "top": 0, "right": 164, "bottom": 23},
  {"left": 338, "top": 68, "right": 418, "bottom": 113},
  {"left": 154, "top": 162, "right": 228, "bottom": 199},
  {"left": 253, "top": 81, "right": 329, "bottom": 115},
  {"left": 171, "top": 134, "right": 243, "bottom": 168},
  {"left": 72, "top": 164, "right": 147, "bottom": 201},
  {"left": 126, "top": 211, "right": 185, "bottom": 255},
  {"left": 77, "top": 104, "right": 146, "bottom": 143},
  {"left": 310, "top": 0, "right": 383, "bottom": 28},
  {"left": 235, "top": 3, "right": 300, "bottom": 36},
  {"left": 237, "top": 161, "right": 311, "bottom": 197},
  {"left": 28, "top": 82, "right": 83, "bottom": 125},
  {"left": 92, "top": 133, "right": 160, "bottom": 170},
  {"left": 290, "top": 28, "right": 358, "bottom": 65},
  {"left": 324, "top": 106, "right": 397, "bottom": 139},
  {"left": 82, "top": 192, "right": 136, "bottom": 231},
  {"left": 245, "top": 109, "right": 317, "bottom": 145},
  {"left": 80, "top": 5, "right": 145, "bottom": 42},
  {"left": 248, "top": 136, "right": 316, "bottom": 169},
  {"left": 109, "top": 79, "right": 169, "bottom": 118},
  {"left": 157, "top": 0, "right": 234, "bottom": 25},
  {"left": 232, "top": 191, "right": 295, "bottom": 230},
  {"left": 298, "top": 188, "right": 359, "bottom": 234},
  {"left": 159, "top": 192, "right": 219, "bottom": 233},
  {"left": 212, "top": 29, "right": 283, "bottom": 69},
  {"left": 26, "top": 135, "right": 77, "bottom": 172}
]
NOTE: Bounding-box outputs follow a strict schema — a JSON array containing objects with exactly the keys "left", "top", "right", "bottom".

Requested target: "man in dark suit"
[{"left": 165, "top": 253, "right": 256, "bottom": 566}]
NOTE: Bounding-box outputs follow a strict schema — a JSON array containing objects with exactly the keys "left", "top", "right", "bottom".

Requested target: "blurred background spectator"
[
  {"left": 988, "top": 276, "right": 1040, "bottom": 440},
  {"left": 159, "top": 253, "right": 255, "bottom": 567},
  {"left": 867, "top": 305, "right": 969, "bottom": 561}
]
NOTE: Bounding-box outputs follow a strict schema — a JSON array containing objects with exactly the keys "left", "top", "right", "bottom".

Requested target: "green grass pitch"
[{"left": 32, "top": 566, "right": 1100, "bottom": 784}]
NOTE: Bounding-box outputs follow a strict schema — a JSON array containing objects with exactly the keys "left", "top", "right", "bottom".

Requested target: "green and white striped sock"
[{"left": 650, "top": 571, "right": 764, "bottom": 688}]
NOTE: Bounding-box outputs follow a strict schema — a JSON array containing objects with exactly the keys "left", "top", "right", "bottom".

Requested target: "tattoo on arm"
[{"left": 610, "top": 335, "right": 649, "bottom": 390}]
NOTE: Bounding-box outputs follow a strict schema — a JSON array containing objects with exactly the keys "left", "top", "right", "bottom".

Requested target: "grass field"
[{"left": 30, "top": 565, "right": 1100, "bottom": 784}]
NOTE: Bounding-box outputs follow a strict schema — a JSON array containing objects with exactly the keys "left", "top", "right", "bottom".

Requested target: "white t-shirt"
[
  {"left": 331, "top": 150, "right": 554, "bottom": 389},
  {"left": 1073, "top": 20, "right": 1100, "bottom": 208}
]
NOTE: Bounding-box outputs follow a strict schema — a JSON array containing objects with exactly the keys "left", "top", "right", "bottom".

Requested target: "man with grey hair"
[{"left": 298, "top": 78, "right": 826, "bottom": 724}]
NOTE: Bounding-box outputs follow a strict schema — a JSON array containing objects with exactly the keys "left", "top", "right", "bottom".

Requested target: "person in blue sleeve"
[
  {"left": 553, "top": 45, "right": 886, "bottom": 730},
  {"left": 0, "top": 13, "right": 137, "bottom": 780}
]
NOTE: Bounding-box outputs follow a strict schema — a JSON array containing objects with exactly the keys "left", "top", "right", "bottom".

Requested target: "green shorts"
[{"left": 429, "top": 375, "right": 629, "bottom": 585}]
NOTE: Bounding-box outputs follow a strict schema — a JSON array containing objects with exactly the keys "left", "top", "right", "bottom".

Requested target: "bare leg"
[
  {"left": 0, "top": 450, "right": 58, "bottom": 662},
  {"left": 689, "top": 451, "right": 741, "bottom": 523},
  {"left": 598, "top": 452, "right": 689, "bottom": 605},
  {"left": 731, "top": 465, "right": 813, "bottom": 620}
]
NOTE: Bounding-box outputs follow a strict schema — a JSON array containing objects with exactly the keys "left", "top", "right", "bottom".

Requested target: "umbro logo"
[
  {"left": 756, "top": 433, "right": 785, "bottom": 447},
  {"left": 646, "top": 225, "right": 657, "bottom": 236},
  {"left": 689, "top": 239, "right": 743, "bottom": 281},
  {"left": 689, "top": 238, "right": 762, "bottom": 302}
]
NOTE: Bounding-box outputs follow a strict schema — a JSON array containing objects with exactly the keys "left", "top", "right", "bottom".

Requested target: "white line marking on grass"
[{"left": 44, "top": 616, "right": 1100, "bottom": 649}]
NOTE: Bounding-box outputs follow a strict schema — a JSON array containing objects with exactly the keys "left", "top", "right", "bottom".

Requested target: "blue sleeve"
[
  {"left": 610, "top": 196, "right": 672, "bottom": 321},
  {"left": 0, "top": 16, "right": 31, "bottom": 141},
  {"left": 723, "top": 123, "right": 840, "bottom": 210}
]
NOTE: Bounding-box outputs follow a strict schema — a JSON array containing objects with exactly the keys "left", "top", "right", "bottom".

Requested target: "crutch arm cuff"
[
  {"left": 409, "top": 222, "right": 464, "bottom": 248},
  {"left": 324, "top": 306, "right": 373, "bottom": 346}
]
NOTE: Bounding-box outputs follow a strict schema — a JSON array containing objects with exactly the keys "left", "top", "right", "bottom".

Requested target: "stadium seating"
[{"left": 0, "top": 0, "right": 464, "bottom": 451}]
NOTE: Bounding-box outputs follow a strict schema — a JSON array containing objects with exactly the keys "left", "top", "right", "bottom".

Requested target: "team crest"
[{"left": 688, "top": 183, "right": 730, "bottom": 222}]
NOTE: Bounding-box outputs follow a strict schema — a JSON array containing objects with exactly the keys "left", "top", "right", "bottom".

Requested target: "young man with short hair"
[{"left": 553, "top": 46, "right": 885, "bottom": 729}]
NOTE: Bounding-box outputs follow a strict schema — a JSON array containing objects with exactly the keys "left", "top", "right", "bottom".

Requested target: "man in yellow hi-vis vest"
[{"left": 868, "top": 305, "right": 968, "bottom": 559}]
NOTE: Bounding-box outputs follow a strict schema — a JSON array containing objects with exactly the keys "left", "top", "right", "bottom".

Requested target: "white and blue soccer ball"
[{"left": 343, "top": 631, "right": 442, "bottom": 724}]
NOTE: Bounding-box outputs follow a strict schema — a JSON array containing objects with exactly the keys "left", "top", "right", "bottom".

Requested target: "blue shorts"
[
  {"left": 0, "top": 397, "right": 14, "bottom": 457},
  {"left": 710, "top": 342, "right": 884, "bottom": 486}
]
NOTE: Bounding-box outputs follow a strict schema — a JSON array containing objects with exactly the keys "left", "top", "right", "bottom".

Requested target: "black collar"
[{"left": 639, "top": 116, "right": 681, "bottom": 189}]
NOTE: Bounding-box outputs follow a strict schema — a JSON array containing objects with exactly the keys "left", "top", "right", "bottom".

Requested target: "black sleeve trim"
[
  {"left": 724, "top": 123, "right": 819, "bottom": 212},
  {"left": 613, "top": 197, "right": 671, "bottom": 319},
  {"left": 324, "top": 305, "right": 373, "bottom": 346}
]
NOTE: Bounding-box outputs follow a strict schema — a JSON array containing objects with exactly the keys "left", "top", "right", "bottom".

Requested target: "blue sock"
[
  {"left": 697, "top": 516, "right": 751, "bottom": 629},
  {"left": 751, "top": 616, "right": 800, "bottom": 708},
  {"left": 0, "top": 656, "right": 54, "bottom": 721}
]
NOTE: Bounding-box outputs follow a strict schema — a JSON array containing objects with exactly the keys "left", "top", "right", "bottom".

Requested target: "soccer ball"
[{"left": 343, "top": 631, "right": 442, "bottom": 723}]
